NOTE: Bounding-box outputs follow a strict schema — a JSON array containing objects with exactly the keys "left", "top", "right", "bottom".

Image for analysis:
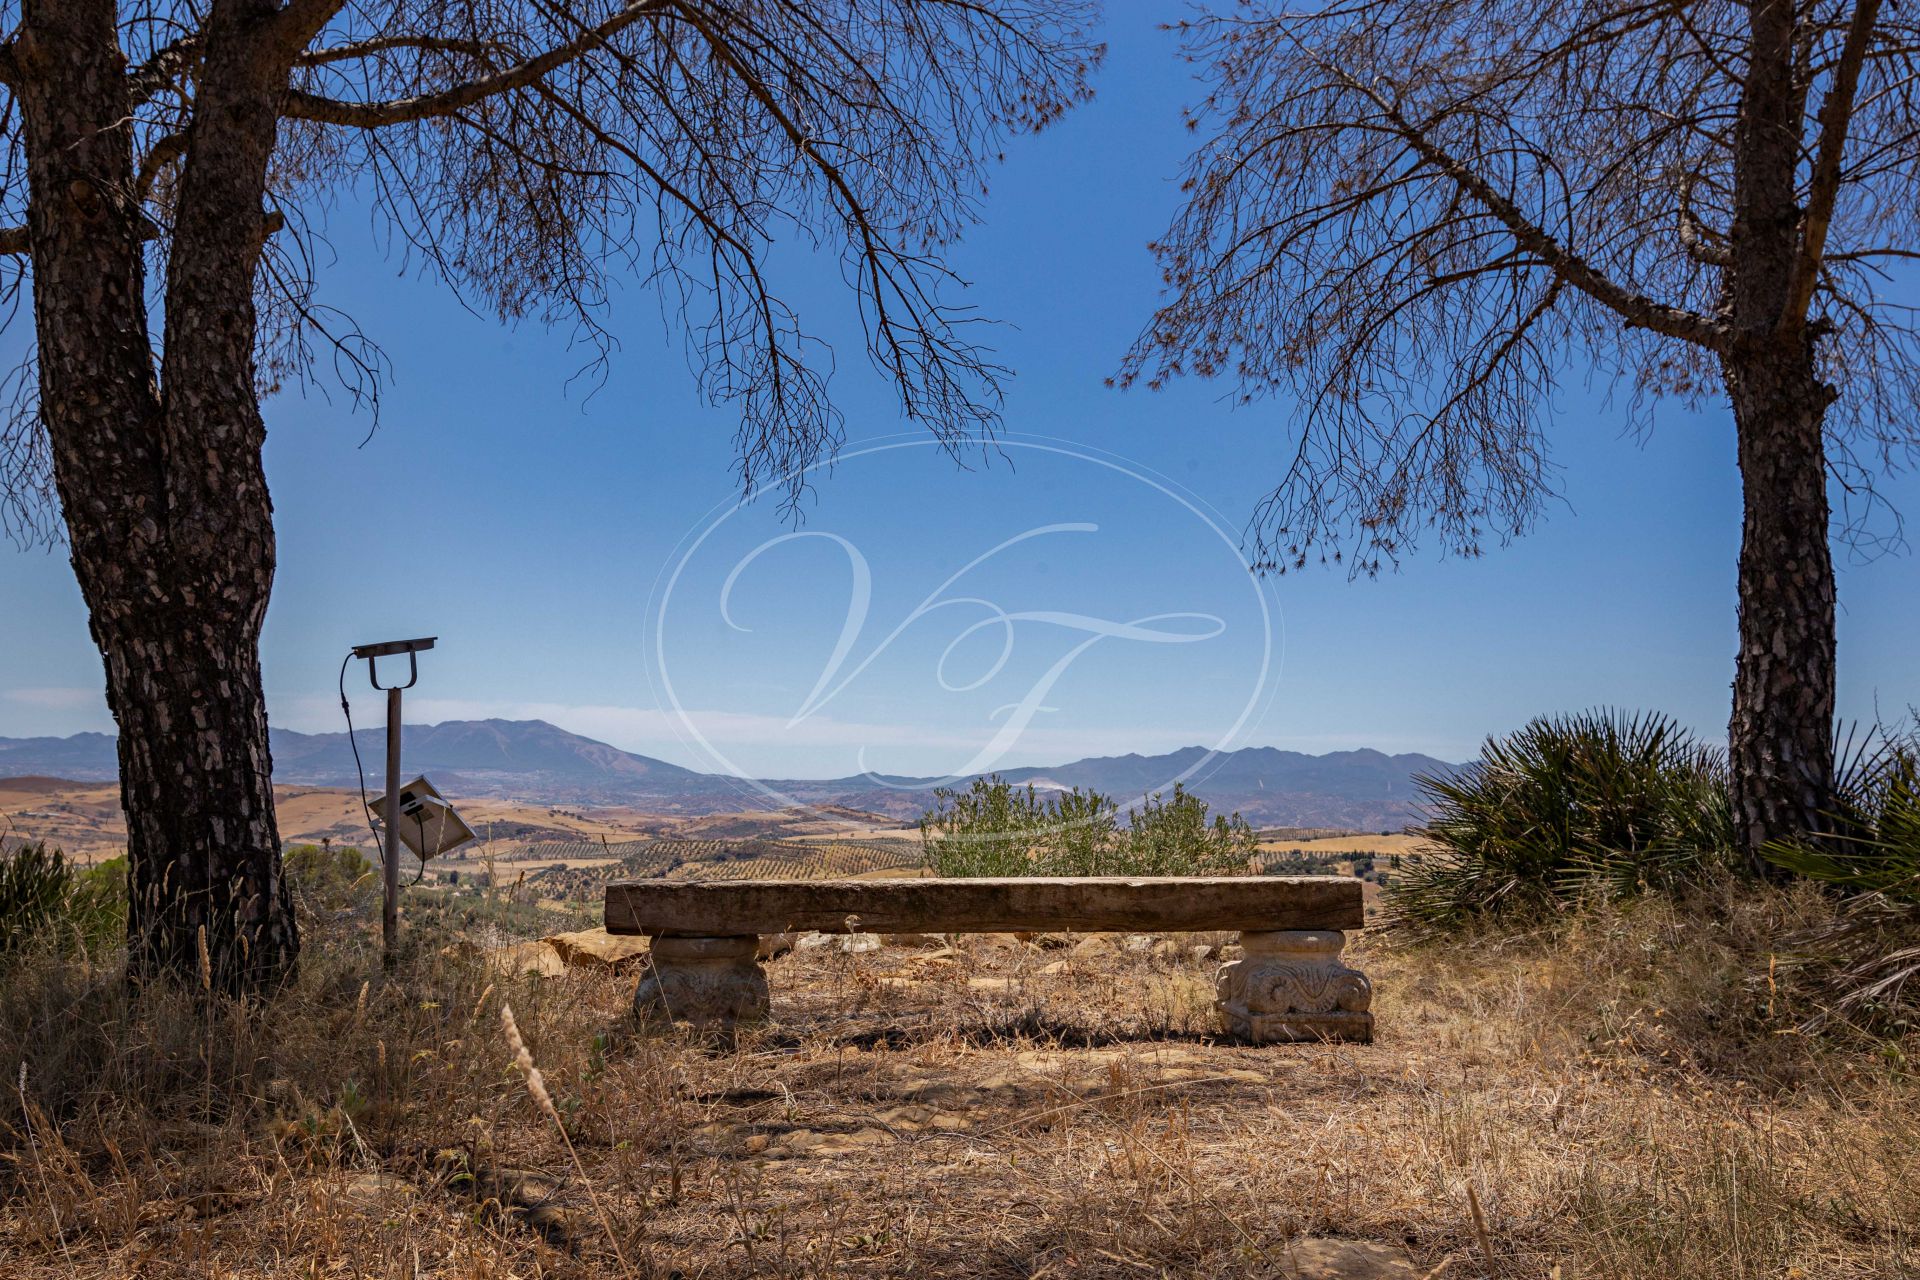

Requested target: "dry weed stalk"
[
  {"left": 15, "top": 1063, "right": 76, "bottom": 1272},
  {"left": 500, "top": 1002, "right": 635, "bottom": 1276}
]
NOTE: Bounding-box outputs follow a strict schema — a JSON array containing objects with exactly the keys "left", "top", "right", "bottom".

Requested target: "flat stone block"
[{"left": 606, "top": 876, "right": 1362, "bottom": 937}]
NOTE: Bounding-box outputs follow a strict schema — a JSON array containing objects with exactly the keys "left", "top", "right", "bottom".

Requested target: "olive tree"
[
  {"left": 0, "top": 0, "right": 1098, "bottom": 992},
  {"left": 1122, "top": 1, "right": 1920, "bottom": 866}
]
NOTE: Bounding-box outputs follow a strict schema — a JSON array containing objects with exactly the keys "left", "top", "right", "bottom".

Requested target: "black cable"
[
  {"left": 411, "top": 810, "right": 430, "bottom": 886},
  {"left": 339, "top": 652, "right": 386, "bottom": 857}
]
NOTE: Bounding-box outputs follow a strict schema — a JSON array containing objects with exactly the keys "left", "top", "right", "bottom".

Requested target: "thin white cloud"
[{"left": 4, "top": 687, "right": 105, "bottom": 711}]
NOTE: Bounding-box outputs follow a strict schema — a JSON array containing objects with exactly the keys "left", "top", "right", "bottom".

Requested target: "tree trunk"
[
  {"left": 1718, "top": 2, "right": 1836, "bottom": 872},
  {"left": 19, "top": 0, "right": 297, "bottom": 993},
  {"left": 1725, "top": 348, "right": 1838, "bottom": 870}
]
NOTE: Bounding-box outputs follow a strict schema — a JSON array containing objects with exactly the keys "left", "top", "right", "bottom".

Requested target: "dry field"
[
  {"left": 1258, "top": 833, "right": 1430, "bottom": 858},
  {"left": 521, "top": 840, "right": 926, "bottom": 903},
  {"left": 0, "top": 777, "right": 129, "bottom": 861},
  {"left": 4, "top": 881, "right": 1917, "bottom": 1279},
  {"left": 0, "top": 776, "right": 683, "bottom": 862},
  {"left": 0, "top": 777, "right": 911, "bottom": 865}
]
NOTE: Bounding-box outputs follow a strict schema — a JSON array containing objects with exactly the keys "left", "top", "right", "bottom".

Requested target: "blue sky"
[{"left": 4, "top": 13, "right": 1916, "bottom": 779}]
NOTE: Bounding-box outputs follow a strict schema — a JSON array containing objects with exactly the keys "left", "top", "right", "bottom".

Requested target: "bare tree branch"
[
  {"left": 1314, "top": 52, "right": 1729, "bottom": 350},
  {"left": 126, "top": 33, "right": 201, "bottom": 106},
  {"left": 1126, "top": 2, "right": 1920, "bottom": 573},
  {"left": 297, "top": 34, "right": 507, "bottom": 67},
  {"left": 1784, "top": 0, "right": 1884, "bottom": 330},
  {"left": 283, "top": 0, "right": 672, "bottom": 127}
]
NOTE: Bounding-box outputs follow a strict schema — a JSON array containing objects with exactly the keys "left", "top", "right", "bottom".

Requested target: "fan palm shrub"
[
  {"left": 1388, "top": 710, "right": 1737, "bottom": 930},
  {"left": 1766, "top": 730, "right": 1920, "bottom": 902},
  {"left": 0, "top": 840, "right": 72, "bottom": 956},
  {"left": 1765, "top": 726, "right": 1920, "bottom": 1028},
  {"left": 0, "top": 842, "right": 126, "bottom": 958}
]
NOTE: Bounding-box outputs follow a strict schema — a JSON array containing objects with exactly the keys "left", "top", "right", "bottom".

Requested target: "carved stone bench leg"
[
  {"left": 1215, "top": 930, "right": 1373, "bottom": 1043},
  {"left": 633, "top": 935, "right": 769, "bottom": 1029}
]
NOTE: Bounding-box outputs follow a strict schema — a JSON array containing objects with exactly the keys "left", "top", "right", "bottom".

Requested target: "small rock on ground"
[
  {"left": 1282, "top": 1238, "right": 1421, "bottom": 1278},
  {"left": 544, "top": 928, "right": 649, "bottom": 969}
]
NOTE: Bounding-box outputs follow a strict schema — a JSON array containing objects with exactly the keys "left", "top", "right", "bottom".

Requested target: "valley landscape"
[
  {"left": 0, "top": 718, "right": 1425, "bottom": 891},
  {"left": 7, "top": 3, "right": 1920, "bottom": 1278},
  {"left": 0, "top": 718, "right": 1455, "bottom": 831}
]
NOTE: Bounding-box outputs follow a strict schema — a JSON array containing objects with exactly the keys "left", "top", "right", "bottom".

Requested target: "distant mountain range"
[{"left": 0, "top": 719, "right": 1458, "bottom": 830}]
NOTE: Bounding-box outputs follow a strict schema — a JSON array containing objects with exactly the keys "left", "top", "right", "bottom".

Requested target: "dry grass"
[{"left": 3, "top": 882, "right": 1918, "bottom": 1278}]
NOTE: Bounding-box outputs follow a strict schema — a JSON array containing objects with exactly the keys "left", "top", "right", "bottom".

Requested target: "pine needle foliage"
[{"left": 1388, "top": 710, "right": 1737, "bottom": 930}]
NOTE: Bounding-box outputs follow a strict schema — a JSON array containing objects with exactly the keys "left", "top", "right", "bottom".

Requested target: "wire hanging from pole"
[{"left": 339, "top": 651, "right": 386, "bottom": 857}]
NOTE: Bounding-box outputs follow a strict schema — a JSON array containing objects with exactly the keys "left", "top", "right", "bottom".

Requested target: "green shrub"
[
  {"left": 1387, "top": 709, "right": 1737, "bottom": 931},
  {"left": 284, "top": 842, "right": 376, "bottom": 911},
  {"left": 0, "top": 843, "right": 125, "bottom": 956},
  {"left": 920, "top": 776, "right": 1254, "bottom": 877},
  {"left": 919, "top": 777, "right": 1086, "bottom": 876},
  {"left": 1116, "top": 785, "right": 1256, "bottom": 876},
  {"left": 1766, "top": 734, "right": 1920, "bottom": 903}
]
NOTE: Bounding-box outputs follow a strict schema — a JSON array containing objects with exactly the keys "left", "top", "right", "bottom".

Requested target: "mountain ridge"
[{"left": 0, "top": 718, "right": 1456, "bottom": 829}]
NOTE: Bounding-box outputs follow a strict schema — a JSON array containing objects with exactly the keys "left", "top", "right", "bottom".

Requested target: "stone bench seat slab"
[{"left": 604, "top": 875, "right": 1363, "bottom": 937}]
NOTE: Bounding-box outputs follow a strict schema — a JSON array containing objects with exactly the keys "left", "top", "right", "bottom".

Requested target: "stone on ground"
[
  {"left": 544, "top": 927, "right": 649, "bottom": 969},
  {"left": 1282, "top": 1238, "right": 1421, "bottom": 1278},
  {"left": 491, "top": 939, "right": 567, "bottom": 977}
]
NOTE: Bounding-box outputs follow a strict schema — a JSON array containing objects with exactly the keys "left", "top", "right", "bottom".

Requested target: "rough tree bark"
[
  {"left": 1726, "top": 353, "right": 1838, "bottom": 867},
  {"left": 18, "top": 0, "right": 297, "bottom": 992}
]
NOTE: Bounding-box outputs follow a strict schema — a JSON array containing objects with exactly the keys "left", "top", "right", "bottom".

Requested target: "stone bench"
[{"left": 604, "top": 875, "right": 1372, "bottom": 1043}]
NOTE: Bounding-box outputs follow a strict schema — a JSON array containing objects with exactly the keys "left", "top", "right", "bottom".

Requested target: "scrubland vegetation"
[
  {"left": 3, "top": 867, "right": 1918, "bottom": 1278},
  {"left": 1391, "top": 709, "right": 1920, "bottom": 1033},
  {"left": 4, "top": 712, "right": 1920, "bottom": 1277},
  {"left": 920, "top": 778, "right": 1257, "bottom": 878}
]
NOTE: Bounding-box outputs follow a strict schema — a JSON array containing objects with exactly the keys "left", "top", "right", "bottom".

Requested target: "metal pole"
[{"left": 383, "top": 684, "right": 402, "bottom": 965}]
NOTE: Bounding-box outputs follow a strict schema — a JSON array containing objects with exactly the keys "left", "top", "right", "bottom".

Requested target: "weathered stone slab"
[{"left": 605, "top": 875, "right": 1361, "bottom": 937}]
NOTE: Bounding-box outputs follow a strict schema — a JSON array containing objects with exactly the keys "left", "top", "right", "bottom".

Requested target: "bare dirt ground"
[{"left": 4, "top": 882, "right": 1916, "bottom": 1279}]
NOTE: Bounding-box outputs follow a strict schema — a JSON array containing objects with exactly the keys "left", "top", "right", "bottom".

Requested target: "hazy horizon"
[{"left": 0, "top": 711, "right": 1468, "bottom": 782}]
